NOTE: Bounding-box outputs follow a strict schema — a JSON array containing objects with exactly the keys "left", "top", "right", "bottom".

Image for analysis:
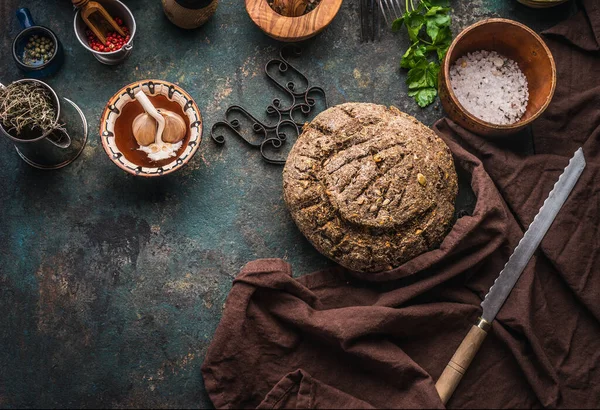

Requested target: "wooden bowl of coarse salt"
[{"left": 438, "top": 18, "right": 556, "bottom": 137}]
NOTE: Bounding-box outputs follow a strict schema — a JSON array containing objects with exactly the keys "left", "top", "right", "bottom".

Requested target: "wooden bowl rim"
[
  {"left": 245, "top": 0, "right": 343, "bottom": 41},
  {"left": 99, "top": 79, "right": 203, "bottom": 178},
  {"left": 443, "top": 18, "right": 556, "bottom": 131}
]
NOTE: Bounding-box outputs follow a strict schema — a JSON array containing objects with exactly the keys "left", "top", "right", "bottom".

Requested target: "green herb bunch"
[{"left": 392, "top": 0, "right": 453, "bottom": 107}]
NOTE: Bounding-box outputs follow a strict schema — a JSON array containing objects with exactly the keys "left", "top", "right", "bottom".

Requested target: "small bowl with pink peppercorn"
[{"left": 73, "top": 0, "right": 136, "bottom": 65}]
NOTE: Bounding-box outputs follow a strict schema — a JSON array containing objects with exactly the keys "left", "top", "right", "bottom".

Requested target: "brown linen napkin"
[
  {"left": 202, "top": 1, "right": 600, "bottom": 408},
  {"left": 256, "top": 370, "right": 376, "bottom": 409}
]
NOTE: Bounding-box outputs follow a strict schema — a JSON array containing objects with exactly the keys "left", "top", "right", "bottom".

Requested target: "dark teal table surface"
[{"left": 0, "top": 0, "right": 575, "bottom": 407}]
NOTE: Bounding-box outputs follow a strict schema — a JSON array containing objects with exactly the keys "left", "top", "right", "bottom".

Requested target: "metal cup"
[
  {"left": 73, "top": 0, "right": 137, "bottom": 65},
  {"left": 0, "top": 79, "right": 88, "bottom": 170}
]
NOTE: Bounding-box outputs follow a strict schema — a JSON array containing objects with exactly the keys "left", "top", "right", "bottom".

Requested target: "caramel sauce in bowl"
[{"left": 100, "top": 80, "right": 202, "bottom": 177}]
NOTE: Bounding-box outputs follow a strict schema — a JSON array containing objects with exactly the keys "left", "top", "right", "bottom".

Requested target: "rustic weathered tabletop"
[{"left": 0, "top": 0, "right": 575, "bottom": 407}]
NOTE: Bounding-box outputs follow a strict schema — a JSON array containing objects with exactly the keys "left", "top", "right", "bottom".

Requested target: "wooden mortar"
[{"left": 245, "top": 0, "right": 342, "bottom": 42}]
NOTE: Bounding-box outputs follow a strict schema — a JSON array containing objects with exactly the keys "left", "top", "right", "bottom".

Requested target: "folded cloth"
[
  {"left": 201, "top": 1, "right": 600, "bottom": 408},
  {"left": 257, "top": 370, "right": 376, "bottom": 409}
]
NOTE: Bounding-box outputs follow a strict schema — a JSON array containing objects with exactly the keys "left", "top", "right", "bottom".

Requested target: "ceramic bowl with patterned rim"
[{"left": 100, "top": 80, "right": 202, "bottom": 177}]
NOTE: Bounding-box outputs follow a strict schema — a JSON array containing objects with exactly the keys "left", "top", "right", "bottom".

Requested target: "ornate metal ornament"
[{"left": 211, "top": 45, "right": 327, "bottom": 165}]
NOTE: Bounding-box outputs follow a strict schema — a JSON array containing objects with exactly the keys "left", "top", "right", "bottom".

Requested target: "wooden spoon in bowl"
[{"left": 72, "top": 0, "right": 126, "bottom": 46}]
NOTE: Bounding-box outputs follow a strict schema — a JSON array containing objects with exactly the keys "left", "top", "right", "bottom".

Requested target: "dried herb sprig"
[{"left": 0, "top": 82, "right": 65, "bottom": 137}]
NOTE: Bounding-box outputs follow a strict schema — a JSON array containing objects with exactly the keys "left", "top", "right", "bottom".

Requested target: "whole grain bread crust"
[{"left": 283, "top": 103, "right": 458, "bottom": 273}]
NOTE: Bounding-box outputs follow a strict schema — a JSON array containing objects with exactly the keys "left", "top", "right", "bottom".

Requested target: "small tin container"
[
  {"left": 12, "top": 8, "right": 64, "bottom": 78},
  {"left": 73, "top": 0, "right": 137, "bottom": 65}
]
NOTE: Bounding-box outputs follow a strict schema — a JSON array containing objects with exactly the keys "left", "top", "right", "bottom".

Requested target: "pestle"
[{"left": 133, "top": 90, "right": 184, "bottom": 161}]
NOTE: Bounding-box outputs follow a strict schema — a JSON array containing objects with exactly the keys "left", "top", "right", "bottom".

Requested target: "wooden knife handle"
[{"left": 435, "top": 319, "right": 490, "bottom": 405}]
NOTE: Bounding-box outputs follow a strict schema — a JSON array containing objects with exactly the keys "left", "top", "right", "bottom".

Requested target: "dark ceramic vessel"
[{"left": 12, "top": 8, "right": 64, "bottom": 79}]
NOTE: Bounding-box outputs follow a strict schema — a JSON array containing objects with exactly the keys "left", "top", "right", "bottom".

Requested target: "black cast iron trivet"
[{"left": 211, "top": 45, "right": 327, "bottom": 165}]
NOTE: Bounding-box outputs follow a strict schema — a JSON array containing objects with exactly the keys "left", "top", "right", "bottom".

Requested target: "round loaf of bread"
[{"left": 283, "top": 103, "right": 458, "bottom": 273}]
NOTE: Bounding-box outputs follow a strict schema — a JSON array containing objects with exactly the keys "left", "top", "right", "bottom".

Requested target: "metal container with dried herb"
[{"left": 0, "top": 79, "right": 88, "bottom": 169}]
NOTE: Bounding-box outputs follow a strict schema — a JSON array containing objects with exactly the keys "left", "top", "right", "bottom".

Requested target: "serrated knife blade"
[
  {"left": 481, "top": 147, "right": 586, "bottom": 323},
  {"left": 435, "top": 148, "right": 586, "bottom": 405}
]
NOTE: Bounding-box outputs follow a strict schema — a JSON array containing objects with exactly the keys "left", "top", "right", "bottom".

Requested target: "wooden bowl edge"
[{"left": 245, "top": 0, "right": 343, "bottom": 41}]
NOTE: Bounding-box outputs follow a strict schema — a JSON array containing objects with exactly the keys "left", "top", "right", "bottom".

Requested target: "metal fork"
[
  {"left": 378, "top": 0, "right": 404, "bottom": 26},
  {"left": 360, "top": 0, "right": 381, "bottom": 42}
]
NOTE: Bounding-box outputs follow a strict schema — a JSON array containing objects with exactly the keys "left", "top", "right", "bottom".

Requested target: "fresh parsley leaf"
[
  {"left": 408, "top": 88, "right": 438, "bottom": 107},
  {"left": 427, "top": 12, "right": 451, "bottom": 29},
  {"left": 425, "top": 9, "right": 451, "bottom": 43},
  {"left": 400, "top": 43, "right": 427, "bottom": 69},
  {"left": 403, "top": 12, "right": 425, "bottom": 42},
  {"left": 436, "top": 42, "right": 450, "bottom": 61},
  {"left": 392, "top": 0, "right": 453, "bottom": 108},
  {"left": 425, "top": 19, "right": 441, "bottom": 43},
  {"left": 407, "top": 61, "right": 439, "bottom": 90},
  {"left": 433, "top": 25, "right": 452, "bottom": 46},
  {"left": 392, "top": 17, "right": 404, "bottom": 32},
  {"left": 425, "top": 6, "right": 450, "bottom": 17}
]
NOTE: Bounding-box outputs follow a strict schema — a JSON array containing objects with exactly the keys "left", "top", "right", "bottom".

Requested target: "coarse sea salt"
[{"left": 449, "top": 50, "right": 529, "bottom": 125}]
